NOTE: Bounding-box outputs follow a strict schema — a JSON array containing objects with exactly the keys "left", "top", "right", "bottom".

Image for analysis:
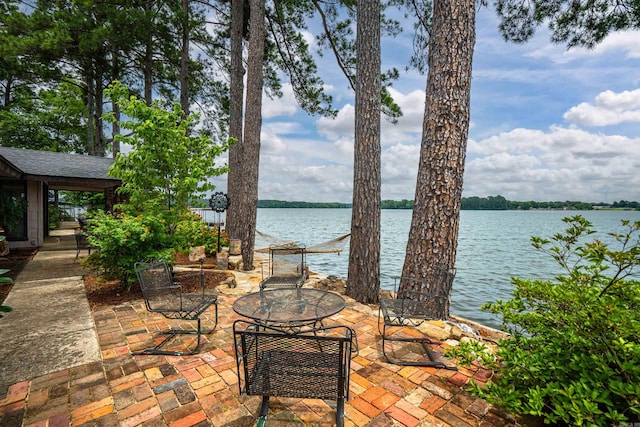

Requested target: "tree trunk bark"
[
  {"left": 346, "top": 0, "right": 381, "bottom": 304},
  {"left": 225, "top": 0, "right": 245, "bottom": 241},
  {"left": 94, "top": 67, "right": 105, "bottom": 156},
  {"left": 238, "top": 0, "right": 265, "bottom": 270},
  {"left": 400, "top": 0, "right": 476, "bottom": 318},
  {"left": 180, "top": 0, "right": 190, "bottom": 118},
  {"left": 86, "top": 67, "right": 95, "bottom": 155},
  {"left": 111, "top": 44, "right": 120, "bottom": 156},
  {"left": 144, "top": 41, "right": 153, "bottom": 105}
]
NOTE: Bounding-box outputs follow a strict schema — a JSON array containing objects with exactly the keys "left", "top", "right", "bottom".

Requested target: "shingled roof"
[{"left": 0, "top": 146, "right": 121, "bottom": 191}]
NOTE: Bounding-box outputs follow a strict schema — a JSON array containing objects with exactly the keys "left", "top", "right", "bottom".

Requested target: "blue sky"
[{"left": 210, "top": 7, "right": 640, "bottom": 204}]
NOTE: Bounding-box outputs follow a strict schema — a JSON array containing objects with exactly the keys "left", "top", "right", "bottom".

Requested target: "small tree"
[
  {"left": 449, "top": 216, "right": 640, "bottom": 426},
  {"left": 103, "top": 81, "right": 232, "bottom": 232}
]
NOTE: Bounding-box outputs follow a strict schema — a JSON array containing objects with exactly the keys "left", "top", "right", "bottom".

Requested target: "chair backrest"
[
  {"left": 233, "top": 321, "right": 353, "bottom": 402},
  {"left": 394, "top": 266, "right": 456, "bottom": 320},
  {"left": 134, "top": 261, "right": 179, "bottom": 312},
  {"left": 268, "top": 245, "right": 306, "bottom": 278},
  {"left": 75, "top": 232, "right": 90, "bottom": 250}
]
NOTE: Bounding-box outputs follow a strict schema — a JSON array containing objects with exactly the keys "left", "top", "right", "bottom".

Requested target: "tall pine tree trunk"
[
  {"left": 225, "top": 0, "right": 245, "bottom": 241},
  {"left": 111, "top": 44, "right": 120, "bottom": 156},
  {"left": 238, "top": 0, "right": 265, "bottom": 270},
  {"left": 94, "top": 65, "right": 105, "bottom": 156},
  {"left": 180, "top": 0, "right": 190, "bottom": 118},
  {"left": 400, "top": 0, "right": 476, "bottom": 316},
  {"left": 144, "top": 41, "right": 153, "bottom": 105},
  {"left": 86, "top": 67, "right": 95, "bottom": 154},
  {"left": 347, "top": 0, "right": 381, "bottom": 304}
]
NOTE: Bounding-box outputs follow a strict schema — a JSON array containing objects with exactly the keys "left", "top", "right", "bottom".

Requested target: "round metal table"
[{"left": 232, "top": 288, "right": 346, "bottom": 326}]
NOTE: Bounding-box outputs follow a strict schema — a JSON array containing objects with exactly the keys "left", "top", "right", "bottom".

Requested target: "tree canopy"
[{"left": 494, "top": 0, "right": 640, "bottom": 48}]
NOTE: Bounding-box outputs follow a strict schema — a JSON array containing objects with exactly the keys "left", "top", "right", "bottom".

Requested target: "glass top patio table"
[{"left": 232, "top": 288, "right": 346, "bottom": 326}]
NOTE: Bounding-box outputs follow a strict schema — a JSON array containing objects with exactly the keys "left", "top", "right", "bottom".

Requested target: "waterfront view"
[{"left": 252, "top": 208, "right": 640, "bottom": 329}]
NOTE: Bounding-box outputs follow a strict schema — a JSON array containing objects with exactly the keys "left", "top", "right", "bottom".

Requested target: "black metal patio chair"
[
  {"left": 74, "top": 232, "right": 93, "bottom": 261},
  {"left": 233, "top": 320, "right": 357, "bottom": 427},
  {"left": 259, "top": 244, "right": 307, "bottom": 289},
  {"left": 133, "top": 260, "right": 218, "bottom": 356},
  {"left": 378, "top": 266, "right": 458, "bottom": 369}
]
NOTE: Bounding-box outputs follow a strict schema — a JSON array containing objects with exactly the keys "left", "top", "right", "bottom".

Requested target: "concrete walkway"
[{"left": 0, "top": 224, "right": 100, "bottom": 392}]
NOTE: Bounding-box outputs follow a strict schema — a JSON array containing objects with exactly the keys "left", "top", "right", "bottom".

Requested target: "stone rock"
[
  {"left": 215, "top": 252, "right": 229, "bottom": 270},
  {"left": 228, "top": 259, "right": 240, "bottom": 270},
  {"left": 222, "top": 276, "right": 237, "bottom": 288},
  {"left": 0, "top": 237, "right": 9, "bottom": 257},
  {"left": 426, "top": 319, "right": 447, "bottom": 329},
  {"left": 416, "top": 322, "right": 451, "bottom": 341},
  {"left": 450, "top": 324, "right": 464, "bottom": 340},
  {"left": 313, "top": 276, "right": 346, "bottom": 293}
]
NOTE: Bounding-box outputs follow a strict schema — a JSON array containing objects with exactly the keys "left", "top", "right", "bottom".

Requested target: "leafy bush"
[
  {"left": 0, "top": 189, "right": 28, "bottom": 234},
  {"left": 48, "top": 205, "right": 74, "bottom": 230},
  {"left": 83, "top": 211, "right": 174, "bottom": 286},
  {"left": 173, "top": 211, "right": 228, "bottom": 255},
  {"left": 449, "top": 216, "right": 640, "bottom": 426}
]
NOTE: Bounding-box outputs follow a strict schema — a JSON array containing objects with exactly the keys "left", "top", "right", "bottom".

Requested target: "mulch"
[{"left": 84, "top": 252, "right": 229, "bottom": 310}]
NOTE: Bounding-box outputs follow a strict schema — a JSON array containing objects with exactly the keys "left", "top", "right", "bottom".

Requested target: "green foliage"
[
  {"left": 104, "top": 81, "right": 231, "bottom": 233},
  {"left": 257, "top": 200, "right": 351, "bottom": 208},
  {"left": 48, "top": 205, "right": 74, "bottom": 230},
  {"left": 173, "top": 212, "right": 228, "bottom": 255},
  {"left": 0, "top": 189, "right": 28, "bottom": 233},
  {"left": 464, "top": 216, "right": 640, "bottom": 426},
  {"left": 59, "top": 191, "right": 105, "bottom": 212},
  {"left": 0, "top": 268, "right": 13, "bottom": 319},
  {"left": 461, "top": 195, "right": 596, "bottom": 210},
  {"left": 83, "top": 211, "right": 174, "bottom": 287},
  {"left": 494, "top": 0, "right": 640, "bottom": 49},
  {"left": 445, "top": 339, "right": 497, "bottom": 369},
  {"left": 381, "top": 199, "right": 413, "bottom": 209}
]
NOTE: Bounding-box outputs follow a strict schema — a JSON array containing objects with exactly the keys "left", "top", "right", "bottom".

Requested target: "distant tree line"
[
  {"left": 257, "top": 200, "right": 351, "bottom": 208},
  {"left": 251, "top": 197, "right": 640, "bottom": 210},
  {"left": 610, "top": 200, "right": 640, "bottom": 209}
]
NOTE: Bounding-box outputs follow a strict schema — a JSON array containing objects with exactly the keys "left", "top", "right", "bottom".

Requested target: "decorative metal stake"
[{"left": 208, "top": 192, "right": 230, "bottom": 253}]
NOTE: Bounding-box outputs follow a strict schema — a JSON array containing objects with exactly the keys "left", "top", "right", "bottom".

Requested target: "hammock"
[{"left": 255, "top": 230, "right": 350, "bottom": 254}]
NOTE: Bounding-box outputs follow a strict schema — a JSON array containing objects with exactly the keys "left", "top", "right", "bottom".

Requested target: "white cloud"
[
  {"left": 316, "top": 104, "right": 355, "bottom": 140},
  {"left": 527, "top": 30, "right": 640, "bottom": 64},
  {"left": 315, "top": 88, "right": 424, "bottom": 146},
  {"left": 465, "top": 126, "right": 640, "bottom": 201},
  {"left": 564, "top": 89, "right": 640, "bottom": 126},
  {"left": 262, "top": 84, "right": 298, "bottom": 118}
]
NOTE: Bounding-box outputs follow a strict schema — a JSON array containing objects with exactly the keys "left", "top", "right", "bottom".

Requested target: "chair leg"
[
  {"left": 133, "top": 305, "right": 218, "bottom": 356},
  {"left": 336, "top": 397, "right": 345, "bottom": 427},
  {"left": 381, "top": 322, "right": 457, "bottom": 370},
  {"left": 257, "top": 395, "right": 269, "bottom": 427}
]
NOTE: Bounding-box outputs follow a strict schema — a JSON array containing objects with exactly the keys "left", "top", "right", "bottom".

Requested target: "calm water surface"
[{"left": 253, "top": 209, "right": 640, "bottom": 329}]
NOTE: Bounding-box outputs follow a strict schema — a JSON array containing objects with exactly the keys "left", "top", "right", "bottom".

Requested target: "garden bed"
[{"left": 84, "top": 254, "right": 229, "bottom": 310}]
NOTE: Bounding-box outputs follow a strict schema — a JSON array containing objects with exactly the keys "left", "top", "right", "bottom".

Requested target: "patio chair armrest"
[{"left": 302, "top": 324, "right": 359, "bottom": 357}]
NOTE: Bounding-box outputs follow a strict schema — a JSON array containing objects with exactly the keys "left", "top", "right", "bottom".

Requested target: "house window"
[{"left": 0, "top": 180, "right": 28, "bottom": 241}]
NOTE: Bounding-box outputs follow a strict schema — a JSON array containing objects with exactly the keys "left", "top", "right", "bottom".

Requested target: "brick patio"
[{"left": 0, "top": 274, "right": 518, "bottom": 427}]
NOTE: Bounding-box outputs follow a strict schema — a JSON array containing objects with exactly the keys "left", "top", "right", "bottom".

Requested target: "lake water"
[{"left": 251, "top": 208, "right": 640, "bottom": 329}]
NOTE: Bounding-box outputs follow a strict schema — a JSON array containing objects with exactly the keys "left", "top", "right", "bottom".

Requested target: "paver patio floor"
[{"left": 0, "top": 275, "right": 518, "bottom": 427}]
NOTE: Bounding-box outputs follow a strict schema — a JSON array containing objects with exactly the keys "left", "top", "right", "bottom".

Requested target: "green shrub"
[
  {"left": 48, "top": 205, "right": 74, "bottom": 230},
  {"left": 0, "top": 189, "right": 28, "bottom": 234},
  {"left": 83, "top": 211, "right": 174, "bottom": 286},
  {"left": 449, "top": 216, "right": 640, "bottom": 426},
  {"left": 173, "top": 211, "right": 226, "bottom": 255}
]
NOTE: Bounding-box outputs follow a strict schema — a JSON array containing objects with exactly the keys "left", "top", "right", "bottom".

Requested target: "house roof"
[{"left": 0, "top": 146, "right": 121, "bottom": 191}]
